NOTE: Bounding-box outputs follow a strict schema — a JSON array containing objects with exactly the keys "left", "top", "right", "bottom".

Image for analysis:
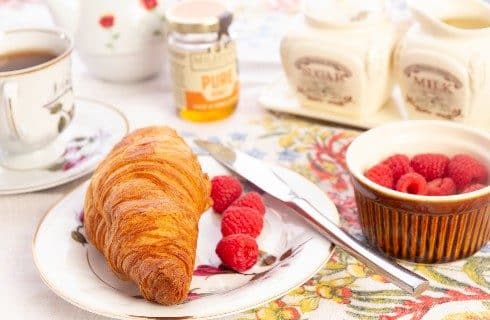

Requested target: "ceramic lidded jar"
[
  {"left": 396, "top": 0, "right": 490, "bottom": 128},
  {"left": 280, "top": 0, "right": 398, "bottom": 118}
]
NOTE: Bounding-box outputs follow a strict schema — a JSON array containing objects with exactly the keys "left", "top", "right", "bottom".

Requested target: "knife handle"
[{"left": 288, "top": 197, "right": 429, "bottom": 296}]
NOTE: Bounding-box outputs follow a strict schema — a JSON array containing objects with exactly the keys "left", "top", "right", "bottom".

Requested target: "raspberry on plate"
[
  {"left": 232, "top": 192, "right": 266, "bottom": 216},
  {"left": 211, "top": 175, "right": 243, "bottom": 213},
  {"left": 461, "top": 183, "right": 486, "bottom": 193},
  {"left": 365, "top": 164, "right": 394, "bottom": 189},
  {"left": 426, "top": 178, "right": 456, "bottom": 196},
  {"left": 221, "top": 206, "right": 264, "bottom": 238},
  {"left": 396, "top": 172, "right": 428, "bottom": 195},
  {"left": 447, "top": 154, "right": 488, "bottom": 190},
  {"left": 215, "top": 234, "right": 259, "bottom": 273},
  {"left": 382, "top": 154, "right": 410, "bottom": 182},
  {"left": 410, "top": 153, "right": 449, "bottom": 181}
]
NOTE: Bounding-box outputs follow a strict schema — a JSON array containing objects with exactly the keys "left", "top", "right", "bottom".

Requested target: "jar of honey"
[{"left": 165, "top": 0, "right": 239, "bottom": 122}]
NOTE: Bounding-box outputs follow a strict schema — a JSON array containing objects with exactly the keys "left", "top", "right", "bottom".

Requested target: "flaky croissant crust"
[{"left": 84, "top": 126, "right": 211, "bottom": 305}]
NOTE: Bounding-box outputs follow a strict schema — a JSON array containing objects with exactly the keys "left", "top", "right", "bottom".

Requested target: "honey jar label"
[
  {"left": 402, "top": 64, "right": 467, "bottom": 120},
  {"left": 169, "top": 41, "right": 239, "bottom": 111}
]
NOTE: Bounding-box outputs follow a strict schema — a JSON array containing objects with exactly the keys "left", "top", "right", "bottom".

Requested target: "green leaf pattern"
[
  {"left": 45, "top": 99, "right": 74, "bottom": 134},
  {"left": 463, "top": 257, "right": 490, "bottom": 289},
  {"left": 58, "top": 116, "right": 67, "bottom": 133}
]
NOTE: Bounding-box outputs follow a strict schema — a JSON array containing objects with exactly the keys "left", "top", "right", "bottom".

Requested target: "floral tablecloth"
[
  {"left": 183, "top": 115, "right": 490, "bottom": 320},
  {"left": 0, "top": 1, "right": 488, "bottom": 320}
]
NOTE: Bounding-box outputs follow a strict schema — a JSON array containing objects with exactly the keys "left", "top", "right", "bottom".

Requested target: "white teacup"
[{"left": 0, "top": 29, "right": 74, "bottom": 170}]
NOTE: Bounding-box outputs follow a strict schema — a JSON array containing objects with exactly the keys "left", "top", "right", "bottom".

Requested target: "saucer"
[
  {"left": 33, "top": 156, "right": 339, "bottom": 319},
  {"left": 0, "top": 98, "right": 129, "bottom": 195},
  {"left": 259, "top": 76, "right": 406, "bottom": 130}
]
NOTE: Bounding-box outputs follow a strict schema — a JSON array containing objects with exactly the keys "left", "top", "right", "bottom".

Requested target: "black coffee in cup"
[{"left": 0, "top": 50, "right": 58, "bottom": 72}]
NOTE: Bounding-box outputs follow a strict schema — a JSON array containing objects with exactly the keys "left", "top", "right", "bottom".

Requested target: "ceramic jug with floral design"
[
  {"left": 280, "top": 0, "right": 398, "bottom": 118},
  {"left": 396, "top": 0, "right": 490, "bottom": 127},
  {"left": 46, "top": 0, "right": 167, "bottom": 82}
]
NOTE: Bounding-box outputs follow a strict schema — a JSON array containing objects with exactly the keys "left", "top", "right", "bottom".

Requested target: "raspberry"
[
  {"left": 215, "top": 234, "right": 259, "bottom": 272},
  {"left": 447, "top": 155, "right": 488, "bottom": 190},
  {"left": 365, "top": 164, "right": 394, "bottom": 189},
  {"left": 211, "top": 175, "right": 243, "bottom": 213},
  {"left": 396, "top": 173, "right": 427, "bottom": 195},
  {"left": 461, "top": 183, "right": 486, "bottom": 193},
  {"left": 382, "top": 154, "right": 410, "bottom": 182},
  {"left": 426, "top": 178, "right": 456, "bottom": 196},
  {"left": 410, "top": 153, "right": 449, "bottom": 181},
  {"left": 221, "top": 206, "right": 264, "bottom": 238},
  {"left": 232, "top": 192, "right": 266, "bottom": 216}
]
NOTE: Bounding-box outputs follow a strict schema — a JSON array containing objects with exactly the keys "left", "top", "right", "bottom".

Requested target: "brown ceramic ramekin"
[{"left": 346, "top": 121, "right": 490, "bottom": 263}]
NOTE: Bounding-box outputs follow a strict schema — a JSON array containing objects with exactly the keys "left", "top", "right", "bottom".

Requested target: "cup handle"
[{"left": 1, "top": 82, "right": 21, "bottom": 140}]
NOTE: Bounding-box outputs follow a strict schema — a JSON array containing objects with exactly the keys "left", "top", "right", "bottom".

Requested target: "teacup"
[{"left": 0, "top": 28, "right": 74, "bottom": 170}]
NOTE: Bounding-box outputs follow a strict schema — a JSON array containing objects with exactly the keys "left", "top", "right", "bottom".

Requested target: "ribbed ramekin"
[{"left": 346, "top": 121, "right": 490, "bottom": 263}]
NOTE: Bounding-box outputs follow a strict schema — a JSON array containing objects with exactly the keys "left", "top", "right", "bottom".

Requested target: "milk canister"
[{"left": 396, "top": 0, "right": 490, "bottom": 128}]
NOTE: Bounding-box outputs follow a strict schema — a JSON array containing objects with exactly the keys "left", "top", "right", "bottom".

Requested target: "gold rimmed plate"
[{"left": 33, "top": 156, "right": 339, "bottom": 319}]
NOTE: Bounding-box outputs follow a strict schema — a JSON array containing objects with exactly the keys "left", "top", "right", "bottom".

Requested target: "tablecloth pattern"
[
  {"left": 1, "top": 1, "right": 489, "bottom": 319},
  {"left": 183, "top": 115, "right": 490, "bottom": 320}
]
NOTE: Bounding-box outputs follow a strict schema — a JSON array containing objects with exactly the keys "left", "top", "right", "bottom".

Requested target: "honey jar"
[{"left": 165, "top": 0, "right": 239, "bottom": 122}]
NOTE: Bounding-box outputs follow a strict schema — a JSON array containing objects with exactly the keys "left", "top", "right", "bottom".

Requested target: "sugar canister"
[{"left": 281, "top": 0, "right": 397, "bottom": 118}]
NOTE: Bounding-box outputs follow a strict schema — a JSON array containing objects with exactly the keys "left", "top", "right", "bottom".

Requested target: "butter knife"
[{"left": 195, "top": 140, "right": 429, "bottom": 296}]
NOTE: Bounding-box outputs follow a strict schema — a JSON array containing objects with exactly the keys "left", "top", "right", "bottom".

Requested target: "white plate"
[
  {"left": 33, "top": 156, "right": 339, "bottom": 320},
  {"left": 259, "top": 76, "right": 405, "bottom": 130},
  {"left": 0, "top": 98, "right": 129, "bottom": 195}
]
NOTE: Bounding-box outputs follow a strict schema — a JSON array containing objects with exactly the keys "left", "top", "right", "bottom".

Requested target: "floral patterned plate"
[
  {"left": 0, "top": 98, "right": 129, "bottom": 195},
  {"left": 33, "top": 156, "right": 339, "bottom": 320}
]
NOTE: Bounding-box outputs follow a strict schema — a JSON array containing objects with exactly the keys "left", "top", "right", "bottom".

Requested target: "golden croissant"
[{"left": 84, "top": 126, "right": 211, "bottom": 305}]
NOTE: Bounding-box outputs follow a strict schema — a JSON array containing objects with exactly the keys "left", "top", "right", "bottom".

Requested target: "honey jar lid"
[{"left": 165, "top": 0, "right": 233, "bottom": 34}]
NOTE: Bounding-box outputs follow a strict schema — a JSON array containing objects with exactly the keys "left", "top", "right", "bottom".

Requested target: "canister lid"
[
  {"left": 165, "top": 0, "right": 233, "bottom": 34},
  {"left": 304, "top": 0, "right": 387, "bottom": 28}
]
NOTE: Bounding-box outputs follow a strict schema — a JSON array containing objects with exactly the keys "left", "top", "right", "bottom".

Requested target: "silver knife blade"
[
  {"left": 195, "top": 140, "right": 295, "bottom": 202},
  {"left": 195, "top": 139, "right": 429, "bottom": 296}
]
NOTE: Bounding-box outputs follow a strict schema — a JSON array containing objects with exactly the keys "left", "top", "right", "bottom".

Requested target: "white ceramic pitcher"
[
  {"left": 396, "top": 0, "right": 490, "bottom": 127},
  {"left": 46, "top": 0, "right": 167, "bottom": 82}
]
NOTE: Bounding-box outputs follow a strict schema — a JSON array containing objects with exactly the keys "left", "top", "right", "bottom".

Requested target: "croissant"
[{"left": 83, "top": 126, "right": 211, "bottom": 305}]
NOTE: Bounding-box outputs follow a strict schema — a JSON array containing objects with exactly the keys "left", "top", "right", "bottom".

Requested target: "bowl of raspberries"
[{"left": 346, "top": 120, "right": 489, "bottom": 263}]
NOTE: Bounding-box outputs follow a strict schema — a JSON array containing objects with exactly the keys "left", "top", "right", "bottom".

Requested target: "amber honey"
[{"left": 179, "top": 104, "right": 237, "bottom": 122}]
